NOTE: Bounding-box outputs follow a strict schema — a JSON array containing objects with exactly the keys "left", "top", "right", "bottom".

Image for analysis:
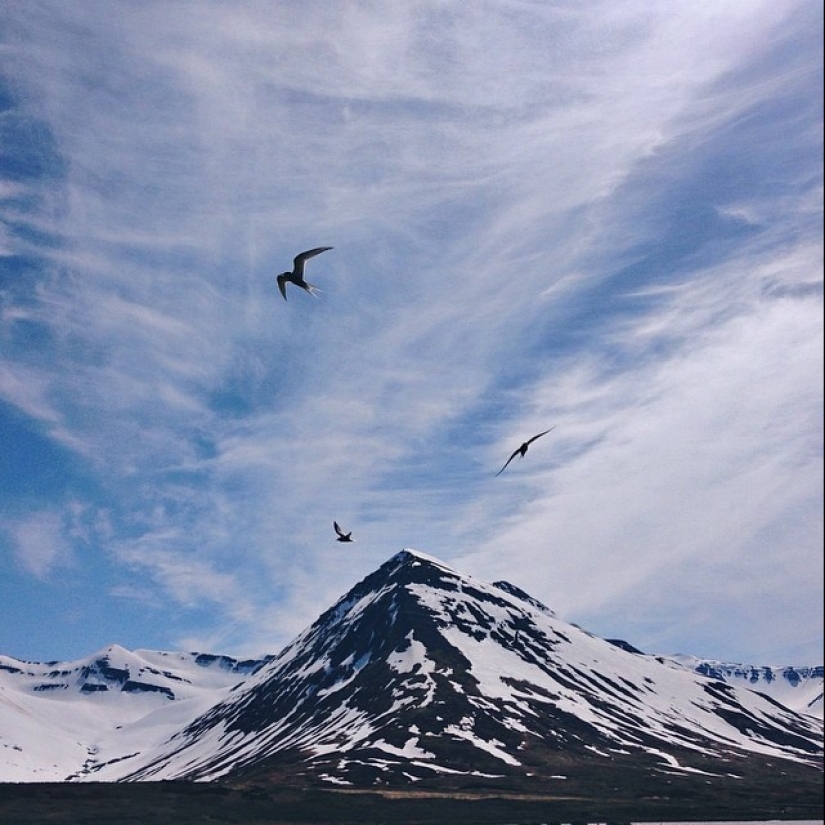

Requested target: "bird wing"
[
  {"left": 276, "top": 274, "right": 289, "bottom": 300},
  {"left": 293, "top": 246, "right": 333, "bottom": 275},
  {"left": 525, "top": 426, "right": 555, "bottom": 446},
  {"left": 495, "top": 449, "right": 519, "bottom": 476},
  {"left": 333, "top": 521, "right": 344, "bottom": 536},
  {"left": 496, "top": 427, "right": 555, "bottom": 475}
]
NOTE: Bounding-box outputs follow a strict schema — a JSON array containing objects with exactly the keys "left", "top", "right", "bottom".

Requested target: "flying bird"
[
  {"left": 276, "top": 247, "right": 333, "bottom": 300},
  {"left": 496, "top": 427, "right": 556, "bottom": 476},
  {"left": 333, "top": 521, "right": 354, "bottom": 543}
]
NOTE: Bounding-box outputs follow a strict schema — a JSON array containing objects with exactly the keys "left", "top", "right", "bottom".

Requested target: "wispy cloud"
[
  {"left": 0, "top": 0, "right": 821, "bottom": 663},
  {"left": 5, "top": 508, "right": 78, "bottom": 578}
]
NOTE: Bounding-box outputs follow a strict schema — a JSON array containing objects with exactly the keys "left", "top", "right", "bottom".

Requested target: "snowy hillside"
[{"left": 0, "top": 645, "right": 269, "bottom": 782}]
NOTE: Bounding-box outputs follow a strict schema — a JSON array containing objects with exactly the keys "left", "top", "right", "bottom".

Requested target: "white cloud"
[
  {"left": 0, "top": 0, "right": 820, "bottom": 662},
  {"left": 456, "top": 238, "right": 823, "bottom": 657},
  {"left": 6, "top": 511, "right": 73, "bottom": 579}
]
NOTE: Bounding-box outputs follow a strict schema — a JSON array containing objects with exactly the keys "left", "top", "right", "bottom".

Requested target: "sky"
[{"left": 0, "top": 1, "right": 822, "bottom": 667}]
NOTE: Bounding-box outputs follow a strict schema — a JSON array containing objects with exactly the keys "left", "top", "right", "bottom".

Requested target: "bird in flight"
[
  {"left": 276, "top": 247, "right": 333, "bottom": 300},
  {"left": 496, "top": 427, "right": 555, "bottom": 476},
  {"left": 333, "top": 521, "right": 354, "bottom": 543}
]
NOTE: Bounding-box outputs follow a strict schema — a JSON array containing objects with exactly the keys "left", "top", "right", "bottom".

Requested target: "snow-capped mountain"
[
  {"left": 665, "top": 654, "right": 823, "bottom": 718},
  {"left": 77, "top": 549, "right": 822, "bottom": 787},
  {"left": 0, "top": 645, "right": 270, "bottom": 782},
  {"left": 1, "top": 549, "right": 822, "bottom": 788}
]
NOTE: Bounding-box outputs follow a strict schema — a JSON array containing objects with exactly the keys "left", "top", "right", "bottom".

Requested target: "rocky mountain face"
[
  {"left": 1, "top": 647, "right": 267, "bottom": 699},
  {"left": 82, "top": 549, "right": 822, "bottom": 790}
]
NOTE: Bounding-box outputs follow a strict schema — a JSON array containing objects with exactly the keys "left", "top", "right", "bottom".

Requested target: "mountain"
[
  {"left": 0, "top": 645, "right": 270, "bottom": 782},
  {"left": 1, "top": 548, "right": 822, "bottom": 802},
  {"left": 74, "top": 549, "right": 821, "bottom": 791},
  {"left": 665, "top": 653, "right": 823, "bottom": 718}
]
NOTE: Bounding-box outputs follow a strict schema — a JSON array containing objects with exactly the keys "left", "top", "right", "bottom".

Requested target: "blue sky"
[{"left": 1, "top": 1, "right": 822, "bottom": 666}]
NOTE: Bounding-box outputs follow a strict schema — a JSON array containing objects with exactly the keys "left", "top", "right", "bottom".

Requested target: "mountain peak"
[{"left": 385, "top": 547, "right": 457, "bottom": 574}]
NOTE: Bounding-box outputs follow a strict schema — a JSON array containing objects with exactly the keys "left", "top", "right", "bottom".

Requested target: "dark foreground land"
[{"left": 0, "top": 778, "right": 822, "bottom": 825}]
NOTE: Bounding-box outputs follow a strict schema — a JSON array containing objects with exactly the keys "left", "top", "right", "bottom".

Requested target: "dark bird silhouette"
[
  {"left": 496, "top": 427, "right": 555, "bottom": 476},
  {"left": 333, "top": 521, "right": 354, "bottom": 542},
  {"left": 276, "top": 247, "right": 333, "bottom": 299}
]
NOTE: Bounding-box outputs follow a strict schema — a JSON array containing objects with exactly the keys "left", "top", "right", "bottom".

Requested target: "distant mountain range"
[
  {"left": 1, "top": 549, "right": 822, "bottom": 793},
  {"left": 664, "top": 652, "right": 822, "bottom": 717}
]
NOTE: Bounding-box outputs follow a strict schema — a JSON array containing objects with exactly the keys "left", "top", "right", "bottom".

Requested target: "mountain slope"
[
  {"left": 97, "top": 549, "right": 822, "bottom": 788},
  {"left": 0, "top": 645, "right": 269, "bottom": 781}
]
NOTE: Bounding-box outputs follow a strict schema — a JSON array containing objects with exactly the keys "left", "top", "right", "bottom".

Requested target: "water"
[
  {"left": 599, "top": 821, "right": 824, "bottom": 825},
  {"left": 506, "top": 816, "right": 825, "bottom": 824}
]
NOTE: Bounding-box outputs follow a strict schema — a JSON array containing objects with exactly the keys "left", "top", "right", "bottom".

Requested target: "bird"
[
  {"left": 276, "top": 247, "right": 333, "bottom": 300},
  {"left": 333, "top": 521, "right": 354, "bottom": 542},
  {"left": 496, "top": 427, "right": 555, "bottom": 476}
]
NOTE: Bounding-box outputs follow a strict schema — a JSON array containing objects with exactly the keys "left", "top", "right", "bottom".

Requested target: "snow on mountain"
[
  {"left": 665, "top": 654, "right": 824, "bottom": 719},
  {"left": 80, "top": 549, "right": 822, "bottom": 787},
  {"left": 0, "top": 644, "right": 269, "bottom": 782},
  {"left": 1, "top": 549, "right": 821, "bottom": 787}
]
